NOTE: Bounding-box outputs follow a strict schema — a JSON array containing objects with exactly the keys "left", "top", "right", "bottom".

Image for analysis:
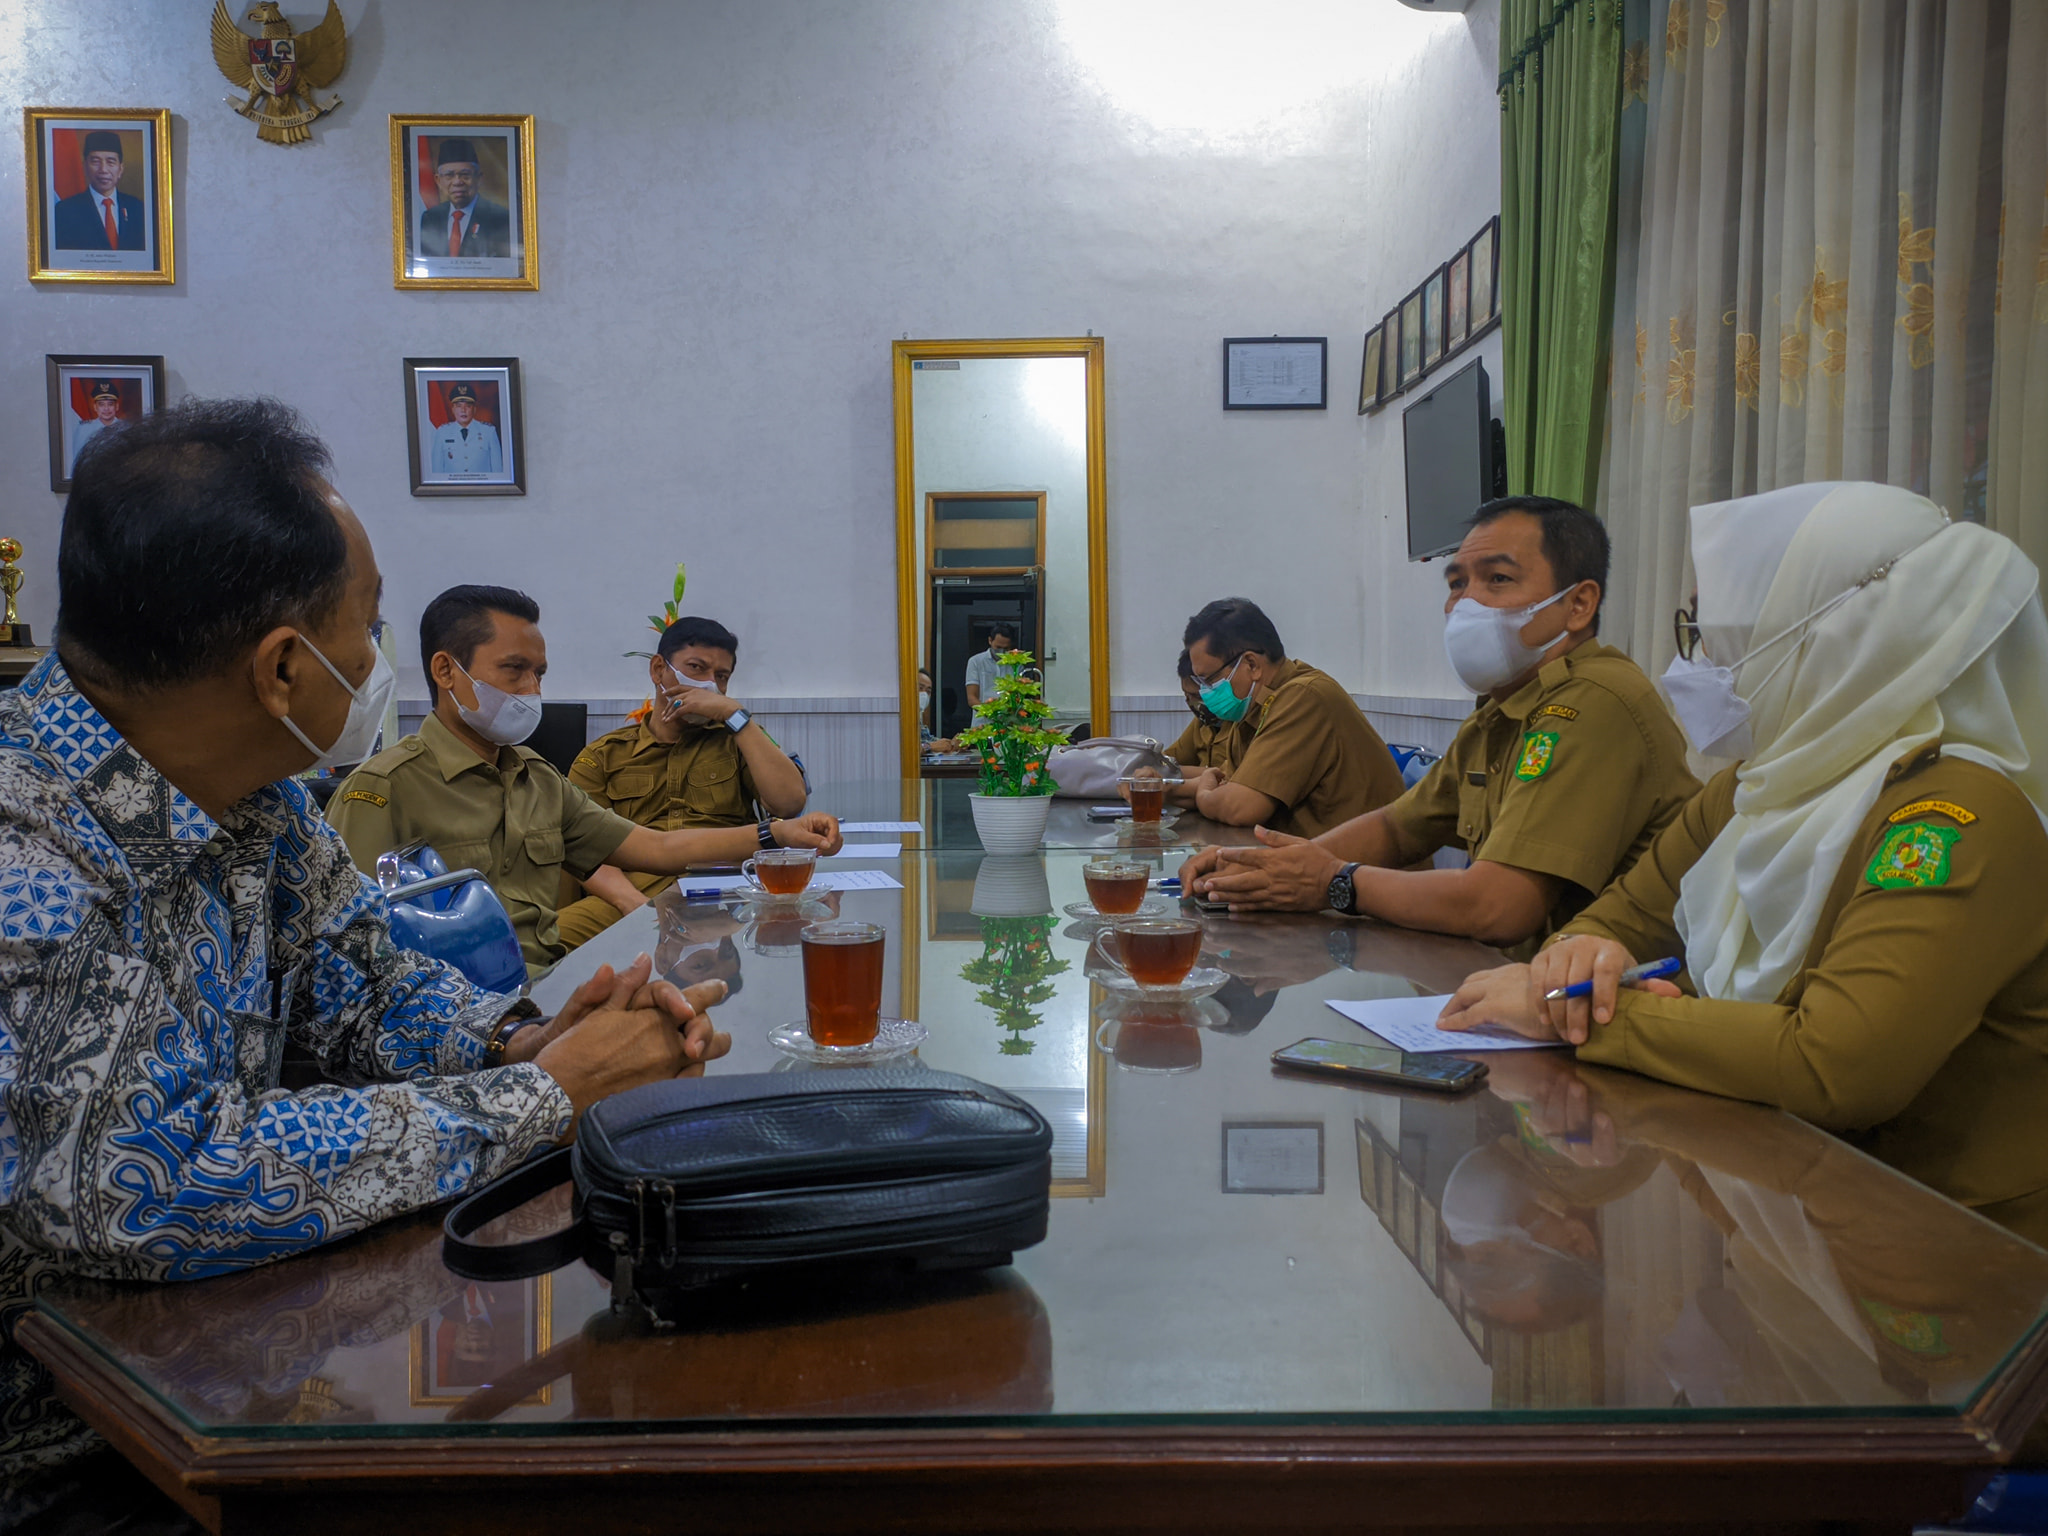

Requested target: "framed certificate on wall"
[{"left": 1223, "top": 337, "right": 1328, "bottom": 410}]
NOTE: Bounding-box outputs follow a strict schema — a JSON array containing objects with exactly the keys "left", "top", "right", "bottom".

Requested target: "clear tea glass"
[
  {"left": 744, "top": 846, "right": 818, "bottom": 896},
  {"left": 799, "top": 919, "right": 885, "bottom": 1046},
  {"left": 1118, "top": 772, "right": 1175, "bottom": 823},
  {"left": 1082, "top": 859, "right": 1151, "bottom": 915},
  {"left": 1090, "top": 918, "right": 1203, "bottom": 989}
]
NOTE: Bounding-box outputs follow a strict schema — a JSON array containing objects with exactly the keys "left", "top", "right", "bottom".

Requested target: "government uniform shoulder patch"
[
  {"left": 1865, "top": 820, "right": 1960, "bottom": 890},
  {"left": 1514, "top": 731, "right": 1559, "bottom": 781},
  {"left": 1539, "top": 703, "right": 1580, "bottom": 722},
  {"left": 1886, "top": 798, "right": 1976, "bottom": 826},
  {"left": 340, "top": 789, "right": 387, "bottom": 808}
]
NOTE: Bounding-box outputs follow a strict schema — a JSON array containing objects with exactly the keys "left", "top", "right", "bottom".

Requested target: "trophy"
[{"left": 0, "top": 539, "right": 32, "bottom": 647}]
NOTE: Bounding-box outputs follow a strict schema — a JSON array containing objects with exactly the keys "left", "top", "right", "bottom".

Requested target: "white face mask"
[
  {"left": 917, "top": 690, "right": 932, "bottom": 712},
  {"left": 454, "top": 661, "right": 542, "bottom": 746},
  {"left": 665, "top": 662, "right": 725, "bottom": 725},
  {"left": 1661, "top": 653, "right": 1754, "bottom": 760},
  {"left": 283, "top": 632, "right": 395, "bottom": 772},
  {"left": 1442, "top": 586, "right": 1574, "bottom": 695}
]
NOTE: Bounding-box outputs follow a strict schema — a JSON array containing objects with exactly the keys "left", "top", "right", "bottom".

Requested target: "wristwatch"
[
  {"left": 725, "top": 707, "right": 752, "bottom": 734},
  {"left": 758, "top": 816, "right": 777, "bottom": 849},
  {"left": 485, "top": 998, "right": 545, "bottom": 1065},
  {"left": 1326, "top": 862, "right": 1363, "bottom": 915}
]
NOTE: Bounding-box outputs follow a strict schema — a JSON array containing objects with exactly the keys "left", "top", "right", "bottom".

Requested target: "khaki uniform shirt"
[
  {"left": 1380, "top": 640, "right": 1698, "bottom": 948},
  {"left": 1565, "top": 748, "right": 2048, "bottom": 1245},
  {"left": 328, "top": 713, "right": 635, "bottom": 974},
  {"left": 568, "top": 720, "right": 761, "bottom": 832},
  {"left": 1223, "top": 658, "right": 1405, "bottom": 839},
  {"left": 1166, "top": 716, "right": 1233, "bottom": 772}
]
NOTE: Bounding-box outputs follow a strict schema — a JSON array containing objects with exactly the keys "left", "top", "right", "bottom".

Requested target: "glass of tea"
[
  {"left": 743, "top": 846, "right": 818, "bottom": 897},
  {"left": 1118, "top": 772, "right": 1178, "bottom": 823},
  {"left": 1082, "top": 859, "right": 1151, "bottom": 915},
  {"left": 1090, "top": 918, "right": 1203, "bottom": 990},
  {"left": 799, "top": 919, "right": 885, "bottom": 1047}
]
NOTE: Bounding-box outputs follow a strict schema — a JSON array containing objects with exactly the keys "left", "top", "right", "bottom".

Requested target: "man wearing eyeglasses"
[
  {"left": 1171, "top": 597, "right": 1406, "bottom": 838},
  {"left": 555, "top": 615, "right": 809, "bottom": 948},
  {"left": 1181, "top": 499, "right": 1698, "bottom": 956}
]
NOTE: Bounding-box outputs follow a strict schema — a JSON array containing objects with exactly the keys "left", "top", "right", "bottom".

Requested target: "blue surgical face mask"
[{"left": 1198, "top": 654, "right": 1250, "bottom": 723}]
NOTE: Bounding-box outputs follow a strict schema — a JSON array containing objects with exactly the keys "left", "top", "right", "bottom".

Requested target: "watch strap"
[
  {"left": 758, "top": 816, "right": 776, "bottom": 849},
  {"left": 1329, "top": 862, "right": 1362, "bottom": 916}
]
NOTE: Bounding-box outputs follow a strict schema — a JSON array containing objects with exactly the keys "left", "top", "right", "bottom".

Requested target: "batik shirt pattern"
[{"left": 0, "top": 657, "right": 571, "bottom": 1475}]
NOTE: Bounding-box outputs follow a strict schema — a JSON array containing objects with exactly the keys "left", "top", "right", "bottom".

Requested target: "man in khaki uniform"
[
  {"left": 556, "top": 615, "right": 808, "bottom": 949},
  {"left": 1170, "top": 597, "right": 1404, "bottom": 838},
  {"left": 1164, "top": 648, "right": 1234, "bottom": 772},
  {"left": 1183, "top": 498, "right": 1696, "bottom": 955},
  {"left": 330, "top": 586, "right": 839, "bottom": 974}
]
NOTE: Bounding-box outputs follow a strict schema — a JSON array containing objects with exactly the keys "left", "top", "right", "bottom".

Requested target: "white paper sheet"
[
  {"left": 677, "top": 869, "right": 906, "bottom": 896},
  {"left": 1324, "top": 995, "right": 1565, "bottom": 1052},
  {"left": 820, "top": 842, "right": 901, "bottom": 860},
  {"left": 838, "top": 821, "right": 923, "bottom": 834}
]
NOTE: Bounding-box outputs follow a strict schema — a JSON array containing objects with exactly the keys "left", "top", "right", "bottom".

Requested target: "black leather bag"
[{"left": 443, "top": 1069, "right": 1053, "bottom": 1321}]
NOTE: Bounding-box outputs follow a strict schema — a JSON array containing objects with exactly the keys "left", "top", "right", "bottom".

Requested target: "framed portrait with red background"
[
  {"left": 389, "top": 114, "right": 537, "bottom": 291},
  {"left": 45, "top": 354, "right": 165, "bottom": 492},
  {"left": 25, "top": 107, "right": 174, "bottom": 283},
  {"left": 403, "top": 357, "right": 525, "bottom": 496}
]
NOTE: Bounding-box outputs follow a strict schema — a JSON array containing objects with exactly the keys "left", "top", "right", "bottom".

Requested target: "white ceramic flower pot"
[
  {"left": 969, "top": 855, "right": 1054, "bottom": 917},
  {"left": 968, "top": 792, "right": 1053, "bottom": 856}
]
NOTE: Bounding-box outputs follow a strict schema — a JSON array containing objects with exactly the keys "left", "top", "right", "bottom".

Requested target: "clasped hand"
[
  {"left": 771, "top": 812, "right": 843, "bottom": 855},
  {"left": 502, "top": 953, "right": 734, "bottom": 1140},
  {"left": 1435, "top": 934, "right": 1683, "bottom": 1044},
  {"left": 1177, "top": 826, "right": 1342, "bottom": 911}
]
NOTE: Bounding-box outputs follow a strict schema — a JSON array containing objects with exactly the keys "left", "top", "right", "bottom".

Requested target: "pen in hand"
[{"left": 1544, "top": 955, "right": 1682, "bottom": 1002}]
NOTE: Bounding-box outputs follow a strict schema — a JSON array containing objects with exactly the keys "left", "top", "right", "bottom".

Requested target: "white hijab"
[{"left": 1675, "top": 482, "right": 2048, "bottom": 1004}]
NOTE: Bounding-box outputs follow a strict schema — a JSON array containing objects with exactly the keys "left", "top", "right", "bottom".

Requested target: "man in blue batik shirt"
[{"left": 0, "top": 400, "right": 732, "bottom": 1505}]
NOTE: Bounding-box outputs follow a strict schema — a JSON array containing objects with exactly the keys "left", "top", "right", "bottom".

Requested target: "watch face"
[{"left": 1327, "top": 870, "right": 1354, "bottom": 912}]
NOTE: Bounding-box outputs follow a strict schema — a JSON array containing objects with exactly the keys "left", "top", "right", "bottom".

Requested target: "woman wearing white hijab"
[{"left": 1438, "top": 482, "right": 2048, "bottom": 1241}]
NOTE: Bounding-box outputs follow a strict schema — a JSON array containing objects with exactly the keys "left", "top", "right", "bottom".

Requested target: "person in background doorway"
[
  {"left": 964, "top": 623, "right": 1018, "bottom": 710},
  {"left": 917, "top": 668, "right": 956, "bottom": 753}
]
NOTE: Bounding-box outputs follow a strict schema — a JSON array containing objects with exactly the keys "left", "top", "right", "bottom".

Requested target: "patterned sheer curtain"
[{"left": 1598, "top": 0, "right": 2048, "bottom": 665}]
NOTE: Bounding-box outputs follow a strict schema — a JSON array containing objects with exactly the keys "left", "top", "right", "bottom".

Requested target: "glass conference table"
[{"left": 23, "top": 792, "right": 2048, "bottom": 1535}]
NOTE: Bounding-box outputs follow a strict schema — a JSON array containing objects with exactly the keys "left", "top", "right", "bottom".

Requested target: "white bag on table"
[{"left": 1045, "top": 736, "right": 1179, "bottom": 799}]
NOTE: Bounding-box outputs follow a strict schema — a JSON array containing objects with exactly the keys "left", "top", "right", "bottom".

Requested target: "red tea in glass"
[
  {"left": 800, "top": 920, "right": 885, "bottom": 1046},
  {"left": 1094, "top": 919, "right": 1203, "bottom": 988},
  {"left": 1114, "top": 1016, "right": 1202, "bottom": 1072},
  {"left": 1083, "top": 860, "right": 1151, "bottom": 915},
  {"left": 1121, "top": 775, "right": 1167, "bottom": 823},
  {"left": 746, "top": 848, "right": 817, "bottom": 895}
]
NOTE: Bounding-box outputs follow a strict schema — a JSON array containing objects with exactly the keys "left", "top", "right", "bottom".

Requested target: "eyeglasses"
[
  {"left": 1671, "top": 601, "right": 1702, "bottom": 662},
  {"left": 1191, "top": 653, "right": 1243, "bottom": 689}
]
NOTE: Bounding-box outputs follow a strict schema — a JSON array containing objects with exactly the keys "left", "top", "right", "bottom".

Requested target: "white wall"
[{"left": 2, "top": 0, "right": 1498, "bottom": 726}]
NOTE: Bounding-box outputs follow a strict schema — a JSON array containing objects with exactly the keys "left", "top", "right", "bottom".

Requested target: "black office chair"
[{"left": 525, "top": 702, "right": 589, "bottom": 775}]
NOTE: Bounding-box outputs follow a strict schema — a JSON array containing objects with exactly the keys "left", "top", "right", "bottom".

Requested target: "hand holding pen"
[{"left": 1529, "top": 937, "right": 1687, "bottom": 1045}]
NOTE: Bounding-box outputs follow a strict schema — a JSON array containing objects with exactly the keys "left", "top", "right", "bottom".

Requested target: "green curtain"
[{"left": 1500, "top": 0, "right": 1626, "bottom": 507}]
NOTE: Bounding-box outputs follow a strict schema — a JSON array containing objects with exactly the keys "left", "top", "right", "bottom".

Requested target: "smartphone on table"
[
  {"left": 1086, "top": 804, "right": 1133, "bottom": 821},
  {"left": 1270, "top": 1037, "right": 1488, "bottom": 1094}
]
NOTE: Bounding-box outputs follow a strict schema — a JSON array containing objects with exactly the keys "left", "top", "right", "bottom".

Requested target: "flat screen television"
[{"left": 1402, "top": 356, "right": 1496, "bottom": 561}]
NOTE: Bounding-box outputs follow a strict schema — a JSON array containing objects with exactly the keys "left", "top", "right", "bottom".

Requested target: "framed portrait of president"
[
  {"left": 389, "top": 114, "right": 538, "bottom": 291},
  {"left": 24, "top": 107, "right": 174, "bottom": 284}
]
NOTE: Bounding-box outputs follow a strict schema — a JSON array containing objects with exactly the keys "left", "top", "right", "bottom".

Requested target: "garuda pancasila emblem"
[{"left": 211, "top": 2, "right": 347, "bottom": 146}]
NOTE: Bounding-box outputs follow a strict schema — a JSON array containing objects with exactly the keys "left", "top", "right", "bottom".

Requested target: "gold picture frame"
[
  {"left": 24, "top": 107, "right": 174, "bottom": 284},
  {"left": 389, "top": 113, "right": 539, "bottom": 291},
  {"left": 408, "top": 1274, "right": 553, "bottom": 1407}
]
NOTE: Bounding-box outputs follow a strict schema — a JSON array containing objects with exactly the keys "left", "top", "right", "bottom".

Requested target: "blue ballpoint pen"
[{"left": 1544, "top": 955, "right": 1683, "bottom": 1002}]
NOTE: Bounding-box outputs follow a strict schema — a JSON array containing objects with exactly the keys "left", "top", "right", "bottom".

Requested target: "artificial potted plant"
[{"left": 955, "top": 650, "right": 1064, "bottom": 854}]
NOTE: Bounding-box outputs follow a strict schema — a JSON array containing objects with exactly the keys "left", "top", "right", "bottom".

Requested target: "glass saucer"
[
  {"left": 1095, "top": 996, "right": 1232, "bottom": 1033},
  {"left": 1116, "top": 808, "right": 1182, "bottom": 830},
  {"left": 1061, "top": 896, "right": 1170, "bottom": 922},
  {"left": 1092, "top": 965, "right": 1229, "bottom": 1003},
  {"left": 735, "top": 882, "right": 822, "bottom": 907},
  {"left": 767, "top": 1018, "right": 927, "bottom": 1064}
]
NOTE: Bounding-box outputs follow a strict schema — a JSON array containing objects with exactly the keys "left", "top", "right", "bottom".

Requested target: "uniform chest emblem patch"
[
  {"left": 1865, "top": 821, "right": 1960, "bottom": 890},
  {"left": 340, "top": 789, "right": 387, "bottom": 808},
  {"left": 1514, "top": 731, "right": 1559, "bottom": 781}
]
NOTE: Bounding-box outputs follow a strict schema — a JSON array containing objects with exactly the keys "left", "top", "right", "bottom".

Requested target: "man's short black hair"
[
  {"left": 58, "top": 397, "right": 349, "bottom": 691},
  {"left": 1182, "top": 597, "right": 1285, "bottom": 664},
  {"left": 1176, "top": 648, "right": 1195, "bottom": 681},
  {"left": 420, "top": 584, "right": 538, "bottom": 707},
  {"left": 657, "top": 615, "right": 739, "bottom": 664},
  {"left": 985, "top": 623, "right": 1016, "bottom": 646},
  {"left": 1467, "top": 496, "right": 1609, "bottom": 634}
]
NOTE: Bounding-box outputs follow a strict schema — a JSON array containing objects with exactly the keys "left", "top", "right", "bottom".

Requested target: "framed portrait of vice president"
[{"left": 390, "top": 114, "right": 537, "bottom": 290}]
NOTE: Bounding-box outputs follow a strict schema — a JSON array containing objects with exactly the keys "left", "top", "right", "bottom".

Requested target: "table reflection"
[{"left": 35, "top": 838, "right": 2048, "bottom": 1438}]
